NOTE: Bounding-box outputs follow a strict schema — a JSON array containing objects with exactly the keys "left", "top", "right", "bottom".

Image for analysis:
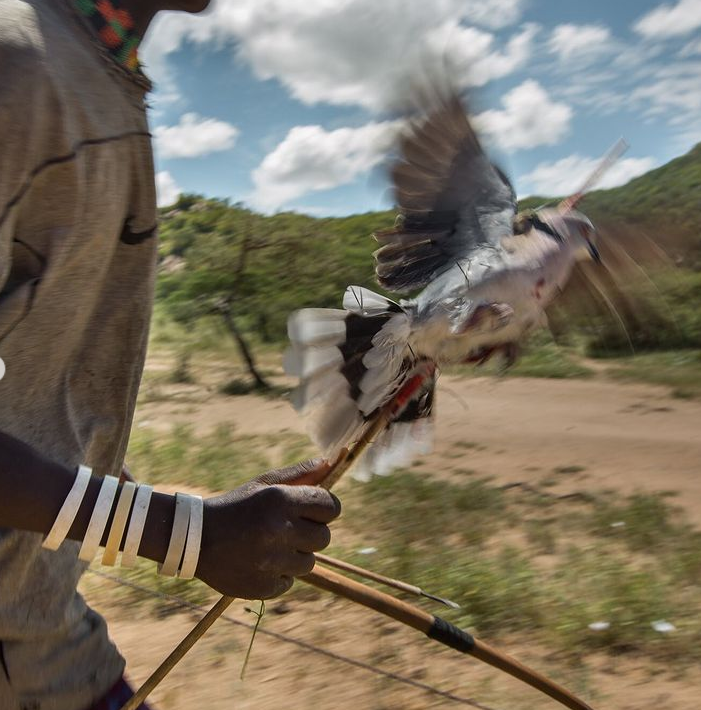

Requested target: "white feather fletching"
[
  {"left": 312, "top": 397, "right": 363, "bottom": 454},
  {"left": 353, "top": 419, "right": 434, "bottom": 480},
  {"left": 343, "top": 285, "right": 398, "bottom": 315},
  {"left": 356, "top": 377, "right": 399, "bottom": 414},
  {"left": 357, "top": 312, "right": 411, "bottom": 397},
  {"left": 290, "top": 370, "right": 349, "bottom": 412},
  {"left": 285, "top": 286, "right": 420, "bottom": 459},
  {"left": 288, "top": 308, "right": 347, "bottom": 346},
  {"left": 283, "top": 346, "right": 343, "bottom": 379},
  {"left": 358, "top": 363, "right": 396, "bottom": 394}
]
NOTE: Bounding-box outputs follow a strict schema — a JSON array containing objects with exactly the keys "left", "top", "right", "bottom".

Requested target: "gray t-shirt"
[{"left": 0, "top": 1, "right": 158, "bottom": 707}]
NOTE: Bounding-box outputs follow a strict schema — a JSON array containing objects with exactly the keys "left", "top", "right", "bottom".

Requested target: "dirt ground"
[
  {"left": 85, "top": 375, "right": 701, "bottom": 710},
  {"left": 137, "top": 374, "right": 701, "bottom": 522}
]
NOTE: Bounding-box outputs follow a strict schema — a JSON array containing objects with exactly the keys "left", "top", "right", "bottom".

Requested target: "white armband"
[
  {"left": 42, "top": 464, "right": 92, "bottom": 551},
  {"left": 121, "top": 484, "right": 153, "bottom": 568},
  {"left": 102, "top": 481, "right": 137, "bottom": 566},
  {"left": 158, "top": 493, "right": 192, "bottom": 577},
  {"left": 179, "top": 495, "right": 203, "bottom": 580},
  {"left": 79, "top": 475, "right": 120, "bottom": 562}
]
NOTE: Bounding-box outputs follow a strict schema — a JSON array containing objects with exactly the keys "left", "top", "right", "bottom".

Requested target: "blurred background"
[{"left": 82, "top": 1, "right": 701, "bottom": 708}]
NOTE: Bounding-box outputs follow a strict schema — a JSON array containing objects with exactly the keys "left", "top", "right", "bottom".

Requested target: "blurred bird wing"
[
  {"left": 374, "top": 93, "right": 516, "bottom": 295},
  {"left": 545, "top": 219, "right": 679, "bottom": 351}
]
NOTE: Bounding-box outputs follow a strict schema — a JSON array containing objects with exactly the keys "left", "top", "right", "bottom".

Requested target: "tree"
[{"left": 159, "top": 201, "right": 274, "bottom": 389}]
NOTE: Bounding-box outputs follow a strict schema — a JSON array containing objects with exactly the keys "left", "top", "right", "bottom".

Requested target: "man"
[{"left": 0, "top": 1, "right": 341, "bottom": 708}]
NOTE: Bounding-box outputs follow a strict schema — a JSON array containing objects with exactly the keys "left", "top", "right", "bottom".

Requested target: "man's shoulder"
[
  {"left": 0, "top": 0, "right": 40, "bottom": 28},
  {"left": 0, "top": 0, "right": 91, "bottom": 111},
  {"left": 0, "top": 0, "right": 47, "bottom": 85}
]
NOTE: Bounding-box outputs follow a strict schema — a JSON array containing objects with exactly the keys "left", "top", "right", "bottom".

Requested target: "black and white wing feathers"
[{"left": 374, "top": 93, "right": 517, "bottom": 294}]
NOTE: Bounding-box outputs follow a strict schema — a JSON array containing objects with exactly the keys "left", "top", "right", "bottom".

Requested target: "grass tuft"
[
  {"left": 127, "top": 424, "right": 313, "bottom": 491},
  {"left": 604, "top": 350, "right": 701, "bottom": 398}
]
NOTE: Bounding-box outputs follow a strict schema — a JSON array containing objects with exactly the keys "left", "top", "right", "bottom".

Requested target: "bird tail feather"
[{"left": 285, "top": 285, "right": 428, "bottom": 464}]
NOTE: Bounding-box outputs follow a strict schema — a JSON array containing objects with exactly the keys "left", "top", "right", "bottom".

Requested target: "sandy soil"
[
  {"left": 86, "top": 374, "right": 701, "bottom": 709},
  {"left": 95, "top": 596, "right": 701, "bottom": 710},
  {"left": 137, "top": 374, "right": 701, "bottom": 522}
]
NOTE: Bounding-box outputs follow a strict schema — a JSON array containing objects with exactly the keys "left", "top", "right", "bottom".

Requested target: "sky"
[{"left": 142, "top": 0, "right": 701, "bottom": 216}]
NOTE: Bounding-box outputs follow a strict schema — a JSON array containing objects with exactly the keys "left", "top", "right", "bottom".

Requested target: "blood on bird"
[{"left": 534, "top": 278, "right": 546, "bottom": 300}]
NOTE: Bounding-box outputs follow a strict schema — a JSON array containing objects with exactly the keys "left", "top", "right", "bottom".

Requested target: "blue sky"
[{"left": 142, "top": 0, "right": 701, "bottom": 215}]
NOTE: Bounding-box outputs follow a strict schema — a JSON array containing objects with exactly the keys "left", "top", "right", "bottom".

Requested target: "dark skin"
[
  {"left": 0, "top": 0, "right": 341, "bottom": 600},
  {"left": 122, "top": 0, "right": 213, "bottom": 37},
  {"left": 0, "top": 431, "right": 340, "bottom": 599}
]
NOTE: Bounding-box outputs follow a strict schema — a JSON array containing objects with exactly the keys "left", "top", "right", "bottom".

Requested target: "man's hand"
[
  {"left": 195, "top": 460, "right": 340, "bottom": 599},
  {"left": 0, "top": 432, "right": 339, "bottom": 600}
]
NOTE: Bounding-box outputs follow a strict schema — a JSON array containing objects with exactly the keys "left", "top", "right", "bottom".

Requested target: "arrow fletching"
[{"left": 559, "top": 138, "right": 629, "bottom": 214}]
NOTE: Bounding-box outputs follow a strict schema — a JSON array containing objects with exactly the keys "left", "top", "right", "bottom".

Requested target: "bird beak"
[{"left": 587, "top": 240, "right": 601, "bottom": 264}]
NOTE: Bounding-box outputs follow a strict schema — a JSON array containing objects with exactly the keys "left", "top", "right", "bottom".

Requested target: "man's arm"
[
  {"left": 0, "top": 37, "right": 184, "bottom": 563},
  {"left": 0, "top": 429, "right": 340, "bottom": 599},
  {"left": 0, "top": 430, "right": 177, "bottom": 561},
  {"left": 0, "top": 31, "right": 340, "bottom": 601}
]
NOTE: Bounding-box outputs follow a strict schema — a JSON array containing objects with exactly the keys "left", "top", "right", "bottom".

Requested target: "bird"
[{"left": 283, "top": 91, "right": 603, "bottom": 478}]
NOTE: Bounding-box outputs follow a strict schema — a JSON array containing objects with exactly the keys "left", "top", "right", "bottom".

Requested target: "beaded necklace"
[{"left": 74, "top": 0, "right": 140, "bottom": 72}]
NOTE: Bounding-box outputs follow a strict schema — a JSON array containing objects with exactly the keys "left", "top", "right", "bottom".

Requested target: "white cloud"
[
  {"left": 680, "top": 36, "right": 701, "bottom": 55},
  {"left": 520, "top": 154, "right": 657, "bottom": 196},
  {"left": 474, "top": 80, "right": 573, "bottom": 152},
  {"left": 143, "top": 0, "right": 532, "bottom": 112},
  {"left": 153, "top": 113, "right": 239, "bottom": 159},
  {"left": 548, "top": 35, "right": 697, "bottom": 140},
  {"left": 250, "top": 121, "right": 400, "bottom": 212},
  {"left": 428, "top": 22, "right": 539, "bottom": 90},
  {"left": 156, "top": 171, "right": 182, "bottom": 207},
  {"left": 459, "top": 0, "right": 525, "bottom": 29},
  {"left": 548, "top": 24, "right": 613, "bottom": 62},
  {"left": 141, "top": 13, "right": 196, "bottom": 104},
  {"left": 633, "top": 0, "right": 701, "bottom": 39},
  {"left": 630, "top": 61, "right": 701, "bottom": 124}
]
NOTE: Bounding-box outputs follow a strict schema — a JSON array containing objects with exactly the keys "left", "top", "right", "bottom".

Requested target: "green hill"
[
  {"left": 160, "top": 141, "right": 701, "bottom": 278},
  {"left": 155, "top": 143, "right": 701, "bottom": 368}
]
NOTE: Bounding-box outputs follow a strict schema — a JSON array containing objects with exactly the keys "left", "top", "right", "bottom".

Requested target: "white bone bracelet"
[
  {"left": 42, "top": 464, "right": 92, "bottom": 551},
  {"left": 158, "top": 493, "right": 192, "bottom": 577},
  {"left": 179, "top": 495, "right": 204, "bottom": 580},
  {"left": 102, "top": 481, "right": 137, "bottom": 566},
  {"left": 121, "top": 484, "right": 153, "bottom": 567},
  {"left": 79, "top": 475, "right": 120, "bottom": 562}
]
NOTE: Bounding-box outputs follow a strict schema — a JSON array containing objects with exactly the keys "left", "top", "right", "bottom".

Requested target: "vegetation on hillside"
[{"left": 155, "top": 143, "right": 701, "bottom": 386}]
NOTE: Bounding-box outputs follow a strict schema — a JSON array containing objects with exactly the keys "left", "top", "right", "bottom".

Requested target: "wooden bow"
[{"left": 121, "top": 368, "right": 594, "bottom": 710}]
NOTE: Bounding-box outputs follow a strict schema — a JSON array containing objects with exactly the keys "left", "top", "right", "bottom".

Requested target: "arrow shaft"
[
  {"left": 120, "top": 594, "right": 236, "bottom": 710},
  {"left": 559, "top": 138, "right": 629, "bottom": 213},
  {"left": 315, "top": 552, "right": 422, "bottom": 597}
]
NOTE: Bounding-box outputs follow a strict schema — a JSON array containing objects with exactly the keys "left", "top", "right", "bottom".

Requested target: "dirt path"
[
  {"left": 433, "top": 376, "right": 701, "bottom": 522},
  {"left": 137, "top": 375, "right": 701, "bottom": 522},
  {"left": 95, "top": 588, "right": 701, "bottom": 710}
]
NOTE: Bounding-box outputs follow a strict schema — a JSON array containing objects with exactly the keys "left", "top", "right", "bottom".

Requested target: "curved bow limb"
[
  {"left": 123, "top": 562, "right": 593, "bottom": 710},
  {"left": 303, "top": 564, "right": 594, "bottom": 710}
]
